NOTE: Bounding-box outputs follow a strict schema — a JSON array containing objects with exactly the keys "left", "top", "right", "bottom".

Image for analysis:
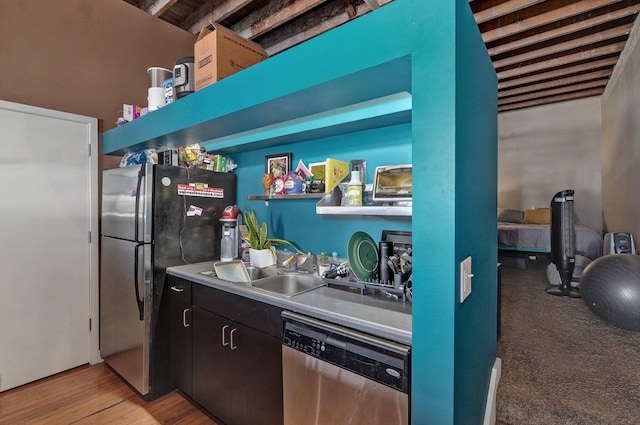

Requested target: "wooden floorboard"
[{"left": 0, "top": 364, "right": 220, "bottom": 425}]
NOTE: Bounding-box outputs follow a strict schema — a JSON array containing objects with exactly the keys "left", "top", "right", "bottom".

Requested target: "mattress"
[{"left": 498, "top": 222, "right": 603, "bottom": 260}]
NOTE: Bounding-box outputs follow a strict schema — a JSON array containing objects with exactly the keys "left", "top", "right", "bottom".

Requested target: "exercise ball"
[{"left": 580, "top": 254, "right": 640, "bottom": 331}]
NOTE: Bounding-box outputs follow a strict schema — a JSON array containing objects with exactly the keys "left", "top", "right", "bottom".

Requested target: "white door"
[{"left": 0, "top": 101, "right": 99, "bottom": 392}]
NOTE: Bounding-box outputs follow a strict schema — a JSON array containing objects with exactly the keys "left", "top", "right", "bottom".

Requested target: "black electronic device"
[{"left": 604, "top": 232, "right": 637, "bottom": 255}]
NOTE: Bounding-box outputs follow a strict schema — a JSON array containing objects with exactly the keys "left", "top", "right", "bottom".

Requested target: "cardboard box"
[
  {"left": 194, "top": 23, "right": 268, "bottom": 91},
  {"left": 123, "top": 104, "right": 145, "bottom": 121}
]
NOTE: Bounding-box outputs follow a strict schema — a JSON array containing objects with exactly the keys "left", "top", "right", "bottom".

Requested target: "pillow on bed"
[
  {"left": 523, "top": 208, "right": 550, "bottom": 224},
  {"left": 498, "top": 209, "right": 524, "bottom": 223}
]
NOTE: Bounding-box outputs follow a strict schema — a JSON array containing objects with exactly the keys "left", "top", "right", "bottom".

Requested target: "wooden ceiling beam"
[
  {"left": 482, "top": 0, "right": 625, "bottom": 43},
  {"left": 499, "top": 79, "right": 607, "bottom": 105},
  {"left": 498, "top": 56, "right": 618, "bottom": 88},
  {"left": 233, "top": 0, "right": 329, "bottom": 40},
  {"left": 342, "top": 0, "right": 357, "bottom": 18},
  {"left": 262, "top": 1, "right": 375, "bottom": 54},
  {"left": 499, "top": 71, "right": 612, "bottom": 98},
  {"left": 487, "top": 3, "right": 640, "bottom": 56},
  {"left": 473, "top": 0, "right": 547, "bottom": 25},
  {"left": 498, "top": 88, "right": 604, "bottom": 112},
  {"left": 188, "top": 0, "right": 254, "bottom": 34},
  {"left": 147, "top": 0, "right": 178, "bottom": 16},
  {"left": 497, "top": 40, "right": 627, "bottom": 79},
  {"left": 492, "top": 23, "right": 632, "bottom": 68}
]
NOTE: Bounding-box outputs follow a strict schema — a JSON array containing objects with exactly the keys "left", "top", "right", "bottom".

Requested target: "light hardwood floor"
[{"left": 0, "top": 363, "right": 220, "bottom": 424}]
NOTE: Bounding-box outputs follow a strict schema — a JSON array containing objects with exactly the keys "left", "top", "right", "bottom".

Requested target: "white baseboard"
[{"left": 483, "top": 357, "right": 502, "bottom": 425}]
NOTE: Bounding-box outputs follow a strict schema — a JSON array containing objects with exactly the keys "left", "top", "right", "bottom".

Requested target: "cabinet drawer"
[
  {"left": 167, "top": 276, "right": 192, "bottom": 304},
  {"left": 193, "top": 284, "right": 283, "bottom": 338}
]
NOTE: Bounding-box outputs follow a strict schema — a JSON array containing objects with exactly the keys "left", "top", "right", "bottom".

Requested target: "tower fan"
[{"left": 546, "top": 190, "right": 580, "bottom": 297}]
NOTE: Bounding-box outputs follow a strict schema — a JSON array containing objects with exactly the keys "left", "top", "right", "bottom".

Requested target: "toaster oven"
[{"left": 372, "top": 164, "right": 412, "bottom": 204}]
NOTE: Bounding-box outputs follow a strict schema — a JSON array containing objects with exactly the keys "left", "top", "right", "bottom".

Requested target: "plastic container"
[{"left": 347, "top": 171, "right": 363, "bottom": 206}]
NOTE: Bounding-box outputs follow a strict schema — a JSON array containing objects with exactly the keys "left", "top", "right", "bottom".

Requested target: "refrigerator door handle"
[
  {"left": 133, "top": 242, "right": 145, "bottom": 321},
  {"left": 134, "top": 165, "right": 145, "bottom": 244}
]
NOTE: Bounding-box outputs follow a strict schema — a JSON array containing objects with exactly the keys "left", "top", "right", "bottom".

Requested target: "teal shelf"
[
  {"left": 199, "top": 92, "right": 411, "bottom": 153},
  {"left": 102, "top": 55, "right": 412, "bottom": 155}
]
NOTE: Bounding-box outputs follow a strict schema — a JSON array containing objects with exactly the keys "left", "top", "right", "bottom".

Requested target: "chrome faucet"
[
  {"left": 283, "top": 249, "right": 299, "bottom": 270},
  {"left": 283, "top": 250, "right": 318, "bottom": 274}
]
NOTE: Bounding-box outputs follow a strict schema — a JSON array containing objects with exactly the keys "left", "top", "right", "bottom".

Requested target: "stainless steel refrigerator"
[{"left": 100, "top": 164, "right": 236, "bottom": 399}]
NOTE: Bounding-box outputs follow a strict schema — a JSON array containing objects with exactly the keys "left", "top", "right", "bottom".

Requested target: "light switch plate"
[{"left": 460, "top": 256, "right": 472, "bottom": 303}]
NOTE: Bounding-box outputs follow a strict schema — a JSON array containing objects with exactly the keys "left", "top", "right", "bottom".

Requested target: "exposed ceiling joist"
[
  {"left": 492, "top": 22, "right": 633, "bottom": 69},
  {"left": 487, "top": 3, "right": 640, "bottom": 56},
  {"left": 124, "top": 0, "right": 640, "bottom": 111},
  {"left": 146, "top": 0, "right": 178, "bottom": 16},
  {"left": 480, "top": 0, "right": 626, "bottom": 44},
  {"left": 498, "top": 68, "right": 613, "bottom": 97},
  {"left": 497, "top": 40, "right": 628, "bottom": 79},
  {"left": 497, "top": 56, "right": 619, "bottom": 89}
]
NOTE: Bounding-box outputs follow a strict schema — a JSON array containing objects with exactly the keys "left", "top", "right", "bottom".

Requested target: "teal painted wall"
[
  {"left": 453, "top": 1, "right": 499, "bottom": 423},
  {"left": 231, "top": 123, "right": 412, "bottom": 256}
]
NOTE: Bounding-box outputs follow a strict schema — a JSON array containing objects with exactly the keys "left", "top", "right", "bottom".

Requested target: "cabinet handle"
[
  {"left": 182, "top": 308, "right": 190, "bottom": 327},
  {"left": 170, "top": 285, "right": 184, "bottom": 292},
  {"left": 230, "top": 328, "right": 237, "bottom": 350},
  {"left": 222, "top": 324, "right": 229, "bottom": 346}
]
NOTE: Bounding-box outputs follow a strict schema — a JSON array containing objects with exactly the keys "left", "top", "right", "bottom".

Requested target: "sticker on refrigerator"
[
  {"left": 187, "top": 205, "right": 203, "bottom": 216},
  {"left": 177, "top": 183, "right": 224, "bottom": 198}
]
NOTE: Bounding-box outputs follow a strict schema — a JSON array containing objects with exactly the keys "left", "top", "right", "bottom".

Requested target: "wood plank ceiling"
[{"left": 124, "top": 0, "right": 640, "bottom": 112}]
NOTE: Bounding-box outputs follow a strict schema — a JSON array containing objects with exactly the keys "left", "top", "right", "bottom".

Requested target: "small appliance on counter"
[
  {"left": 220, "top": 205, "right": 243, "bottom": 261},
  {"left": 173, "top": 57, "right": 195, "bottom": 99},
  {"left": 372, "top": 164, "right": 412, "bottom": 205}
]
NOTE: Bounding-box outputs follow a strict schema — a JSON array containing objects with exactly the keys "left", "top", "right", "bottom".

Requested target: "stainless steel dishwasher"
[{"left": 281, "top": 311, "right": 410, "bottom": 425}]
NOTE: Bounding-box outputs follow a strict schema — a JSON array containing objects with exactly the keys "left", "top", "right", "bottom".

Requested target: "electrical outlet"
[{"left": 460, "top": 256, "right": 473, "bottom": 303}]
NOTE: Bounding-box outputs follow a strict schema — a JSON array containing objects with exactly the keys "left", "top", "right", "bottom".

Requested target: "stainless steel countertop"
[{"left": 167, "top": 261, "right": 412, "bottom": 346}]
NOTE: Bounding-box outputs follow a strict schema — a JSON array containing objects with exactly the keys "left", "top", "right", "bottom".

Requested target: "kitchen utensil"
[
  {"left": 213, "top": 260, "right": 251, "bottom": 283},
  {"left": 347, "top": 231, "right": 379, "bottom": 282},
  {"left": 404, "top": 276, "right": 412, "bottom": 302},
  {"left": 379, "top": 241, "right": 394, "bottom": 284}
]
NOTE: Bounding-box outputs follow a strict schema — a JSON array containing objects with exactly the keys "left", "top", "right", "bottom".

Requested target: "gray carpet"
[{"left": 497, "top": 263, "right": 640, "bottom": 425}]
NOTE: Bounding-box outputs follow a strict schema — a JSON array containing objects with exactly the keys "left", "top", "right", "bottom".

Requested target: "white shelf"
[{"left": 316, "top": 205, "right": 411, "bottom": 216}]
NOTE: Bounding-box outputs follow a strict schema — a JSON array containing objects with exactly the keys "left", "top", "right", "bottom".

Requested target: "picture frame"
[{"left": 265, "top": 153, "right": 291, "bottom": 178}]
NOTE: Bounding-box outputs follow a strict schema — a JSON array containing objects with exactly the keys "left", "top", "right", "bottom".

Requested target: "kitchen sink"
[
  {"left": 251, "top": 274, "right": 325, "bottom": 297},
  {"left": 245, "top": 265, "right": 280, "bottom": 281}
]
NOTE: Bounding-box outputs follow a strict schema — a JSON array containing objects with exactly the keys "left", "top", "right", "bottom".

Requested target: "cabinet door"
[
  {"left": 192, "top": 306, "right": 284, "bottom": 425},
  {"left": 233, "top": 322, "right": 283, "bottom": 425},
  {"left": 168, "top": 278, "right": 192, "bottom": 397},
  {"left": 192, "top": 306, "right": 235, "bottom": 425}
]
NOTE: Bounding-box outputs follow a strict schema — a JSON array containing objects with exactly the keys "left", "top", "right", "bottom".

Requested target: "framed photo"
[{"left": 265, "top": 153, "right": 291, "bottom": 178}]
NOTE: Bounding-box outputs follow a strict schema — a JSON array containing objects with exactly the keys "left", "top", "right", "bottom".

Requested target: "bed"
[{"left": 497, "top": 208, "right": 603, "bottom": 260}]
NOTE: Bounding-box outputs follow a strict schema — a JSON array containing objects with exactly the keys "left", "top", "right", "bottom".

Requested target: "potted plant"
[
  {"left": 242, "top": 210, "right": 301, "bottom": 268},
  {"left": 317, "top": 252, "right": 331, "bottom": 276}
]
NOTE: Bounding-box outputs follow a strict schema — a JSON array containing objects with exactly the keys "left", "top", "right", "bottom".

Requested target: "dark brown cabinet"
[
  {"left": 191, "top": 284, "right": 284, "bottom": 425},
  {"left": 167, "top": 276, "right": 193, "bottom": 397}
]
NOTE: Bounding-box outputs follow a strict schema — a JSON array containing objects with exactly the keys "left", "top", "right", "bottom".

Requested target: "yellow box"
[
  {"left": 194, "top": 23, "right": 268, "bottom": 91},
  {"left": 310, "top": 158, "right": 350, "bottom": 193}
]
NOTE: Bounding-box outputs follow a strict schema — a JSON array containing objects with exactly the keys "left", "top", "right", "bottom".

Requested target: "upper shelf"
[{"left": 102, "top": 55, "right": 412, "bottom": 156}]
